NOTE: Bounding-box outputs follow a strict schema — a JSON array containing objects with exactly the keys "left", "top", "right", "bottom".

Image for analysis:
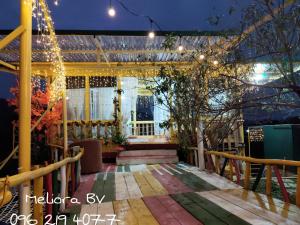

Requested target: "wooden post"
[
  {"left": 52, "top": 170, "right": 59, "bottom": 218},
  {"left": 19, "top": 0, "right": 32, "bottom": 222},
  {"left": 33, "top": 166, "right": 43, "bottom": 225},
  {"left": 215, "top": 155, "right": 220, "bottom": 174},
  {"left": 244, "top": 162, "right": 251, "bottom": 189},
  {"left": 265, "top": 165, "right": 272, "bottom": 196},
  {"left": 252, "top": 164, "right": 265, "bottom": 191},
  {"left": 296, "top": 167, "right": 300, "bottom": 207},
  {"left": 232, "top": 159, "right": 241, "bottom": 185},
  {"left": 229, "top": 159, "right": 234, "bottom": 181},
  {"left": 117, "top": 77, "right": 122, "bottom": 133},
  {"left": 273, "top": 166, "right": 289, "bottom": 203},
  {"left": 85, "top": 76, "right": 90, "bottom": 121},
  {"left": 196, "top": 121, "right": 205, "bottom": 170},
  {"left": 71, "top": 162, "right": 76, "bottom": 195},
  {"left": 75, "top": 160, "right": 81, "bottom": 188},
  {"left": 220, "top": 158, "right": 228, "bottom": 176},
  {"left": 62, "top": 91, "right": 68, "bottom": 157},
  {"left": 45, "top": 172, "right": 53, "bottom": 222},
  {"left": 60, "top": 165, "right": 67, "bottom": 211}
]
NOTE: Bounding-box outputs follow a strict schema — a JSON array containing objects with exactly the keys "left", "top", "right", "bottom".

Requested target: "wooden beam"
[
  {"left": 93, "top": 36, "right": 110, "bottom": 65},
  {"left": 29, "top": 61, "right": 192, "bottom": 77},
  {"left": 0, "top": 59, "right": 18, "bottom": 70},
  {"left": 0, "top": 25, "right": 24, "bottom": 50}
]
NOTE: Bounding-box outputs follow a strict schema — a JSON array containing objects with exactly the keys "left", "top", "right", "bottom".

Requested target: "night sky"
[{"left": 0, "top": 0, "right": 252, "bottom": 98}]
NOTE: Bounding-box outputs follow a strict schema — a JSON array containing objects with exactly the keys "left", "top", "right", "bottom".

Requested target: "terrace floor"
[{"left": 64, "top": 163, "right": 300, "bottom": 225}]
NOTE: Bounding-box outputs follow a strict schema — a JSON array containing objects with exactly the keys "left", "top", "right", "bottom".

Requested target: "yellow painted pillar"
[
  {"left": 117, "top": 77, "right": 122, "bottom": 133},
  {"left": 19, "top": 0, "right": 32, "bottom": 221},
  {"left": 62, "top": 91, "right": 68, "bottom": 157},
  {"left": 33, "top": 166, "right": 43, "bottom": 225},
  {"left": 85, "top": 76, "right": 90, "bottom": 121}
]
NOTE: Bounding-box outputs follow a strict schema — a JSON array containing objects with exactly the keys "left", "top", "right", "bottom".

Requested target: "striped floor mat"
[{"left": 64, "top": 163, "right": 300, "bottom": 225}]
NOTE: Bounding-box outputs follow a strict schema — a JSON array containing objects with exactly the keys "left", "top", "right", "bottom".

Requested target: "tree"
[
  {"left": 220, "top": 0, "right": 300, "bottom": 110},
  {"left": 8, "top": 79, "right": 62, "bottom": 150},
  {"left": 145, "top": 35, "right": 252, "bottom": 169}
]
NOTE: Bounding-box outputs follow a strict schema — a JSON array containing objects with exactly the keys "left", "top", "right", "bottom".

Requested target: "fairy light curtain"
[
  {"left": 121, "top": 77, "right": 138, "bottom": 136},
  {"left": 66, "top": 77, "right": 85, "bottom": 120},
  {"left": 90, "top": 77, "right": 117, "bottom": 120}
]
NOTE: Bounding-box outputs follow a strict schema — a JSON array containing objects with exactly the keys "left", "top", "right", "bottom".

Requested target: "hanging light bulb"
[
  {"left": 108, "top": 0, "right": 116, "bottom": 17},
  {"left": 178, "top": 45, "right": 184, "bottom": 51},
  {"left": 148, "top": 31, "right": 155, "bottom": 39},
  {"left": 108, "top": 7, "right": 116, "bottom": 17},
  {"left": 148, "top": 19, "right": 155, "bottom": 39},
  {"left": 178, "top": 36, "right": 184, "bottom": 51},
  {"left": 199, "top": 54, "right": 205, "bottom": 60}
]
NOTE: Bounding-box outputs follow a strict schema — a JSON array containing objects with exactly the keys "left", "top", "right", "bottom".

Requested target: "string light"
[
  {"left": 32, "top": 0, "right": 66, "bottom": 102},
  {"left": 148, "top": 19, "right": 155, "bottom": 39},
  {"left": 108, "top": 0, "right": 116, "bottom": 17},
  {"left": 178, "top": 45, "right": 184, "bottom": 51},
  {"left": 54, "top": 0, "right": 59, "bottom": 6},
  {"left": 148, "top": 31, "right": 155, "bottom": 39},
  {"left": 199, "top": 54, "right": 205, "bottom": 60},
  {"left": 213, "top": 60, "right": 219, "bottom": 65},
  {"left": 178, "top": 36, "right": 184, "bottom": 51}
]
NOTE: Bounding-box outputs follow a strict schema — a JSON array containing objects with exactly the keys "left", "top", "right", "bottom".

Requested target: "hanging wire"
[{"left": 114, "top": 0, "right": 162, "bottom": 31}]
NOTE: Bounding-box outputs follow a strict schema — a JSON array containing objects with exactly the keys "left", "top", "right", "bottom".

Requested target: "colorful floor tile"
[{"left": 63, "top": 163, "right": 300, "bottom": 225}]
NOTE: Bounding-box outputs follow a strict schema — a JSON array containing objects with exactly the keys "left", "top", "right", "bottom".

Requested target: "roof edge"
[{"left": 0, "top": 29, "right": 238, "bottom": 36}]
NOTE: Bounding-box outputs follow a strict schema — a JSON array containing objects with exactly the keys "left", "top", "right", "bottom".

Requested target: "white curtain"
[
  {"left": 121, "top": 77, "right": 138, "bottom": 136},
  {"left": 154, "top": 95, "right": 170, "bottom": 136},
  {"left": 90, "top": 87, "right": 116, "bottom": 120},
  {"left": 66, "top": 88, "right": 85, "bottom": 120}
]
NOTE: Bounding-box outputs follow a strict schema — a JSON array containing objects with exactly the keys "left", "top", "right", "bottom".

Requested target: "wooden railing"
[
  {"left": 131, "top": 121, "right": 155, "bottom": 136},
  {"left": 205, "top": 151, "right": 300, "bottom": 207},
  {"left": 0, "top": 148, "right": 83, "bottom": 224}
]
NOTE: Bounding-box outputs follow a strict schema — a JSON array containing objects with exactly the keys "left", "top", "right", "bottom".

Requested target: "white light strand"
[{"left": 32, "top": 0, "right": 66, "bottom": 102}]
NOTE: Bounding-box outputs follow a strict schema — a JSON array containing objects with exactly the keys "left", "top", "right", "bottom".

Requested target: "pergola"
[
  {"left": 1, "top": 1, "right": 299, "bottom": 224},
  {"left": 0, "top": 30, "right": 226, "bottom": 77}
]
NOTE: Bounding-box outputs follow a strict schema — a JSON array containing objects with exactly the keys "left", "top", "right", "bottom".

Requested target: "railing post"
[
  {"left": 19, "top": 0, "right": 32, "bottom": 222},
  {"left": 45, "top": 171, "right": 53, "bottom": 222},
  {"left": 273, "top": 165, "right": 289, "bottom": 203},
  {"left": 244, "top": 162, "right": 251, "bottom": 189},
  {"left": 229, "top": 159, "right": 234, "bottom": 181},
  {"left": 265, "top": 164, "right": 272, "bottom": 196},
  {"left": 33, "top": 166, "right": 43, "bottom": 225},
  {"left": 52, "top": 170, "right": 59, "bottom": 218},
  {"left": 60, "top": 165, "right": 67, "bottom": 211},
  {"left": 296, "top": 166, "right": 300, "bottom": 207},
  {"left": 62, "top": 91, "right": 68, "bottom": 157}
]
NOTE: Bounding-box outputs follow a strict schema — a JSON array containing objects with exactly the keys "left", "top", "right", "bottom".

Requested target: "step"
[
  {"left": 116, "top": 156, "right": 179, "bottom": 165},
  {"left": 125, "top": 143, "right": 179, "bottom": 150},
  {"left": 119, "top": 149, "right": 177, "bottom": 157}
]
